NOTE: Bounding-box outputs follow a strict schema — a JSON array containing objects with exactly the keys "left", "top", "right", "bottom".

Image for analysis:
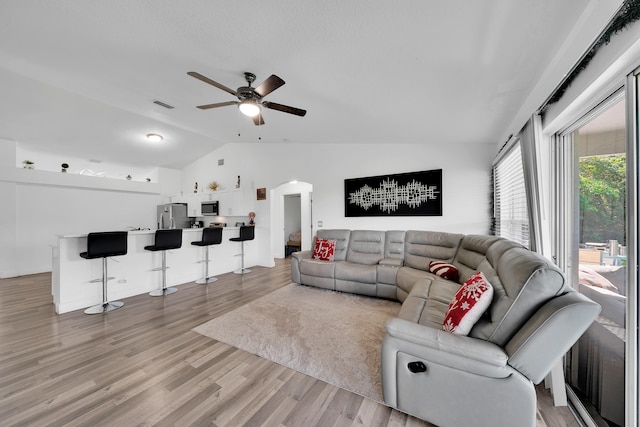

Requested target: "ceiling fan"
[{"left": 187, "top": 71, "right": 307, "bottom": 126}]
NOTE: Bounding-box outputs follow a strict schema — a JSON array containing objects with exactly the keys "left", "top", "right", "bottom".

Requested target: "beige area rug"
[{"left": 192, "top": 283, "right": 401, "bottom": 403}]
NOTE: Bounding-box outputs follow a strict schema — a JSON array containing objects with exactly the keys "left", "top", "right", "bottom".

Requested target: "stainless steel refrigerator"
[{"left": 157, "top": 203, "right": 190, "bottom": 229}]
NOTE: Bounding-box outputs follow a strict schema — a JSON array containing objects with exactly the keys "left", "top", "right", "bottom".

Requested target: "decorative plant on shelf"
[
  {"left": 22, "top": 160, "right": 34, "bottom": 169},
  {"left": 208, "top": 181, "right": 219, "bottom": 191}
]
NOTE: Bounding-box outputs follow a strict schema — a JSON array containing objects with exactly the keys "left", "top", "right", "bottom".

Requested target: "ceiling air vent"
[{"left": 153, "top": 100, "right": 175, "bottom": 109}]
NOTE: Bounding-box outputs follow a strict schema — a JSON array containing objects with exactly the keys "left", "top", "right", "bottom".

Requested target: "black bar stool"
[
  {"left": 145, "top": 229, "right": 182, "bottom": 296},
  {"left": 80, "top": 231, "right": 128, "bottom": 314},
  {"left": 229, "top": 225, "right": 255, "bottom": 274},
  {"left": 191, "top": 227, "right": 223, "bottom": 284}
]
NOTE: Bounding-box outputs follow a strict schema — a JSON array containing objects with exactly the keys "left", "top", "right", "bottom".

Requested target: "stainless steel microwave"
[{"left": 201, "top": 201, "right": 219, "bottom": 216}]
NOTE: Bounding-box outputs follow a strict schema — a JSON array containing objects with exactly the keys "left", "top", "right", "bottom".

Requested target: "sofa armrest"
[
  {"left": 505, "top": 291, "right": 600, "bottom": 384},
  {"left": 292, "top": 250, "right": 312, "bottom": 261},
  {"left": 385, "top": 318, "right": 508, "bottom": 371},
  {"left": 379, "top": 258, "right": 403, "bottom": 267},
  {"left": 291, "top": 250, "right": 312, "bottom": 283}
]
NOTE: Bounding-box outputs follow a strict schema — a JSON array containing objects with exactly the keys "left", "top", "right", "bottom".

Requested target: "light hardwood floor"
[{"left": 0, "top": 258, "right": 579, "bottom": 426}]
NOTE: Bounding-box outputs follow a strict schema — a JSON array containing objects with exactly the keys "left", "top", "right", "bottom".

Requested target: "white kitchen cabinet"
[
  {"left": 186, "top": 194, "right": 202, "bottom": 217},
  {"left": 202, "top": 192, "right": 219, "bottom": 202},
  {"left": 169, "top": 195, "right": 187, "bottom": 204},
  {"left": 218, "top": 189, "right": 246, "bottom": 216}
]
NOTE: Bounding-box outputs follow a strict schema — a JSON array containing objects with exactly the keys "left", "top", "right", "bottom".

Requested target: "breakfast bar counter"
[{"left": 52, "top": 227, "right": 270, "bottom": 314}]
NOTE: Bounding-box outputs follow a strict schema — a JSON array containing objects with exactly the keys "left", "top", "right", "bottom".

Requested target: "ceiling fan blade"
[
  {"left": 254, "top": 75, "right": 285, "bottom": 97},
  {"left": 252, "top": 113, "right": 265, "bottom": 126},
  {"left": 187, "top": 71, "right": 237, "bottom": 96},
  {"left": 262, "top": 101, "right": 307, "bottom": 117},
  {"left": 196, "top": 101, "right": 239, "bottom": 110}
]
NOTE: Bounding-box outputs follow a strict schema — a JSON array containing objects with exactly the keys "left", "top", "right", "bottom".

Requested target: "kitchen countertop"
[{"left": 57, "top": 226, "right": 251, "bottom": 239}]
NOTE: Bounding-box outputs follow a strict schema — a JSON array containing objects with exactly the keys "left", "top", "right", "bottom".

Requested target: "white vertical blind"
[{"left": 494, "top": 142, "right": 529, "bottom": 247}]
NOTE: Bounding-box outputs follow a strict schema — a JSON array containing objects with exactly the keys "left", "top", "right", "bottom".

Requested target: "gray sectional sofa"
[{"left": 291, "top": 229, "right": 600, "bottom": 427}]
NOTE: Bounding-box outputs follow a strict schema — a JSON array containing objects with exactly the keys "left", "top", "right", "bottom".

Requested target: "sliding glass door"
[{"left": 554, "top": 78, "right": 638, "bottom": 426}]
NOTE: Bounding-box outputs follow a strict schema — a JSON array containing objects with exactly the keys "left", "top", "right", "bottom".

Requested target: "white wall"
[
  {"left": 15, "top": 184, "right": 163, "bottom": 275},
  {"left": 181, "top": 142, "right": 496, "bottom": 236}
]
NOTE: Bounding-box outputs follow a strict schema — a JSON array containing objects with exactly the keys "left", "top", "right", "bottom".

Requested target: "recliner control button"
[{"left": 408, "top": 361, "right": 427, "bottom": 373}]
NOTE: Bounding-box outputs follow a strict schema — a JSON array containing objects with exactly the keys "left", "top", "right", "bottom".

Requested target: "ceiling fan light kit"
[
  {"left": 239, "top": 100, "right": 260, "bottom": 117},
  {"left": 188, "top": 71, "right": 306, "bottom": 126}
]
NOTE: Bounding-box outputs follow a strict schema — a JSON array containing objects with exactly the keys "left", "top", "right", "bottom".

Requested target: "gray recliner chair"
[{"left": 381, "top": 242, "right": 601, "bottom": 427}]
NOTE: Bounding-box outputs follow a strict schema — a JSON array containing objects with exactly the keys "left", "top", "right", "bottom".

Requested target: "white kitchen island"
[{"left": 52, "top": 227, "right": 271, "bottom": 314}]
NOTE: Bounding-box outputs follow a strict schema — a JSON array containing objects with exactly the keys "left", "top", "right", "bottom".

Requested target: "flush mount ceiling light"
[
  {"left": 238, "top": 100, "right": 260, "bottom": 117},
  {"left": 146, "top": 133, "right": 163, "bottom": 142}
]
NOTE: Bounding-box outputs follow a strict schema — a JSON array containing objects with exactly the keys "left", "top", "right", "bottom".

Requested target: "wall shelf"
[{"left": 5, "top": 167, "right": 161, "bottom": 194}]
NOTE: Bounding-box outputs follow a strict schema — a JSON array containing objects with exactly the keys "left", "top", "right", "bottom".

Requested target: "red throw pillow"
[
  {"left": 429, "top": 261, "right": 459, "bottom": 281},
  {"left": 443, "top": 271, "right": 493, "bottom": 335},
  {"left": 312, "top": 238, "right": 336, "bottom": 261}
]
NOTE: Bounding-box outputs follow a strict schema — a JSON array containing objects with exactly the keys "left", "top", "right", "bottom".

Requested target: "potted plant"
[{"left": 22, "top": 160, "right": 34, "bottom": 169}]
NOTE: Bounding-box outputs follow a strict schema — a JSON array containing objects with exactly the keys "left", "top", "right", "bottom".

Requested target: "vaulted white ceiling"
[{"left": 0, "top": 1, "right": 621, "bottom": 169}]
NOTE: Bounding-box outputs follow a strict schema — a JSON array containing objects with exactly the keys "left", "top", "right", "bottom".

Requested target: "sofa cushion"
[
  {"left": 312, "top": 238, "right": 336, "bottom": 261},
  {"left": 443, "top": 272, "right": 494, "bottom": 335},
  {"left": 316, "top": 229, "right": 351, "bottom": 261},
  {"left": 335, "top": 262, "right": 378, "bottom": 296},
  {"left": 299, "top": 258, "right": 336, "bottom": 278},
  {"left": 346, "top": 230, "right": 386, "bottom": 265},
  {"left": 397, "top": 277, "right": 461, "bottom": 329},
  {"left": 404, "top": 230, "right": 463, "bottom": 271},
  {"left": 429, "top": 261, "right": 459, "bottom": 281},
  {"left": 335, "top": 261, "right": 377, "bottom": 283},
  {"left": 396, "top": 267, "right": 432, "bottom": 302},
  {"left": 385, "top": 230, "right": 406, "bottom": 260},
  {"left": 452, "top": 234, "right": 503, "bottom": 283}
]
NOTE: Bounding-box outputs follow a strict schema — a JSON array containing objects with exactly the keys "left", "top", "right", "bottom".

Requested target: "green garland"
[{"left": 547, "top": 0, "right": 640, "bottom": 105}]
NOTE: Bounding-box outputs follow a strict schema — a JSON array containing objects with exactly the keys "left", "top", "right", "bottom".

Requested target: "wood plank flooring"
[{"left": 0, "top": 258, "right": 579, "bottom": 426}]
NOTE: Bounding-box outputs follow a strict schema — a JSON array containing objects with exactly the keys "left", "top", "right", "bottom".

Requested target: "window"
[{"left": 493, "top": 141, "right": 529, "bottom": 247}]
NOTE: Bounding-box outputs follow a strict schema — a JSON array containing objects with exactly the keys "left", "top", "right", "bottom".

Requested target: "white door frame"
[{"left": 270, "top": 182, "right": 313, "bottom": 259}]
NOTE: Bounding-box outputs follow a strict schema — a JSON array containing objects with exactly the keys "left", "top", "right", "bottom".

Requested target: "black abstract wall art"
[{"left": 344, "top": 169, "right": 442, "bottom": 217}]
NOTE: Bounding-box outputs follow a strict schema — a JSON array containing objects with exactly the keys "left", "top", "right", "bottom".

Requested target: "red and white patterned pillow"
[
  {"left": 429, "top": 261, "right": 459, "bottom": 281},
  {"left": 312, "top": 238, "right": 336, "bottom": 261},
  {"left": 443, "top": 271, "right": 493, "bottom": 335}
]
